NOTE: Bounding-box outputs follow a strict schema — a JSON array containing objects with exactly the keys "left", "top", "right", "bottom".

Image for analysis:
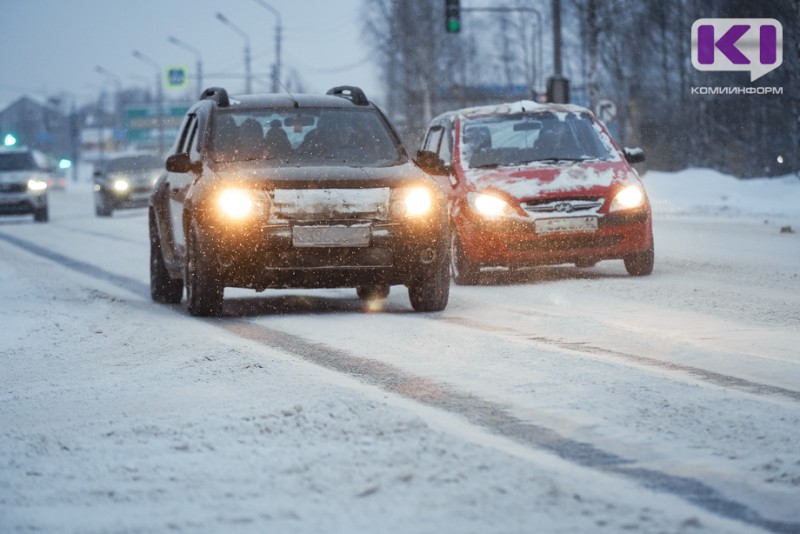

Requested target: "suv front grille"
[
  {"left": 0, "top": 183, "right": 28, "bottom": 193},
  {"left": 270, "top": 188, "right": 391, "bottom": 221}
]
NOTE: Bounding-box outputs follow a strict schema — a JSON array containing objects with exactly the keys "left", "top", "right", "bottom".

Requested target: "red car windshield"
[{"left": 461, "top": 112, "right": 616, "bottom": 169}]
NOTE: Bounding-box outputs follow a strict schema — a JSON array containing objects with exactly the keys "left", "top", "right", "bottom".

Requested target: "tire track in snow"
[
  {"left": 4, "top": 229, "right": 799, "bottom": 532},
  {"left": 435, "top": 315, "right": 800, "bottom": 403},
  {"left": 0, "top": 231, "right": 150, "bottom": 297},
  {"left": 222, "top": 319, "right": 799, "bottom": 534}
]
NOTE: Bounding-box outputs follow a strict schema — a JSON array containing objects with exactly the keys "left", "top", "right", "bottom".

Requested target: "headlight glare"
[
  {"left": 610, "top": 184, "right": 645, "bottom": 211},
  {"left": 112, "top": 179, "right": 130, "bottom": 192},
  {"left": 27, "top": 179, "right": 48, "bottom": 192},
  {"left": 391, "top": 186, "right": 433, "bottom": 218},
  {"left": 468, "top": 192, "right": 515, "bottom": 218},
  {"left": 217, "top": 188, "right": 255, "bottom": 220},
  {"left": 404, "top": 187, "right": 432, "bottom": 217}
]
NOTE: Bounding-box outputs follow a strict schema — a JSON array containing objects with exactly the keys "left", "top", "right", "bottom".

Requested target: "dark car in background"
[
  {"left": 417, "top": 101, "right": 654, "bottom": 284},
  {"left": 0, "top": 147, "right": 51, "bottom": 222},
  {"left": 93, "top": 153, "right": 163, "bottom": 217},
  {"left": 149, "top": 86, "right": 450, "bottom": 316}
]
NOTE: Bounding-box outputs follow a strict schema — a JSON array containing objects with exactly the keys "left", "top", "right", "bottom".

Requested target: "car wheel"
[
  {"left": 149, "top": 215, "right": 183, "bottom": 304},
  {"left": 33, "top": 204, "right": 48, "bottom": 223},
  {"left": 95, "top": 195, "right": 113, "bottom": 217},
  {"left": 450, "top": 232, "right": 480, "bottom": 285},
  {"left": 408, "top": 248, "right": 450, "bottom": 312},
  {"left": 624, "top": 247, "right": 654, "bottom": 276},
  {"left": 184, "top": 223, "right": 224, "bottom": 317},
  {"left": 357, "top": 284, "right": 390, "bottom": 301}
]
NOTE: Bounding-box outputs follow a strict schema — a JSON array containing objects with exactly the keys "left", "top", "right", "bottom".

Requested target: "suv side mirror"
[
  {"left": 623, "top": 147, "right": 645, "bottom": 164},
  {"left": 166, "top": 153, "right": 199, "bottom": 173},
  {"left": 415, "top": 150, "right": 449, "bottom": 176}
]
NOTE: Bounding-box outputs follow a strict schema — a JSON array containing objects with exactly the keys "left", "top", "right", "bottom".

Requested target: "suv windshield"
[
  {"left": 211, "top": 107, "right": 404, "bottom": 167},
  {"left": 0, "top": 152, "right": 35, "bottom": 172},
  {"left": 461, "top": 112, "right": 614, "bottom": 169}
]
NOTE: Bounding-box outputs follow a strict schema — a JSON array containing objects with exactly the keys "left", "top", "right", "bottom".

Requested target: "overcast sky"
[{"left": 0, "top": 0, "right": 381, "bottom": 109}]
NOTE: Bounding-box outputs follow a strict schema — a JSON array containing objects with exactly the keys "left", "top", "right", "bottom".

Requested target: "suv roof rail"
[
  {"left": 326, "top": 86, "right": 369, "bottom": 106},
  {"left": 199, "top": 87, "right": 230, "bottom": 107}
]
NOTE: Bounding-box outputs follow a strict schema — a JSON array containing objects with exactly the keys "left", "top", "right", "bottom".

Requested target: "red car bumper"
[{"left": 456, "top": 209, "right": 653, "bottom": 267}]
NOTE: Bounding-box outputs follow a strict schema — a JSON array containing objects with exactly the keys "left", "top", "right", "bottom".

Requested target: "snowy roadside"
[
  {"left": 2, "top": 167, "right": 798, "bottom": 533},
  {"left": 0, "top": 215, "right": 766, "bottom": 532}
]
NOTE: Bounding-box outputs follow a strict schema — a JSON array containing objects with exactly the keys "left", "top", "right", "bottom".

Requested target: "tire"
[
  {"left": 95, "top": 193, "right": 113, "bottom": 217},
  {"left": 184, "top": 223, "right": 224, "bottom": 317},
  {"left": 149, "top": 215, "right": 183, "bottom": 304},
  {"left": 33, "top": 204, "right": 48, "bottom": 223},
  {"left": 408, "top": 249, "right": 450, "bottom": 312},
  {"left": 357, "top": 284, "right": 390, "bottom": 301},
  {"left": 624, "top": 247, "right": 654, "bottom": 276},
  {"left": 450, "top": 231, "right": 480, "bottom": 285}
]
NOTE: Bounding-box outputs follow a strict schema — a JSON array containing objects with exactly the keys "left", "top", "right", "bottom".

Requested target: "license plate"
[
  {"left": 535, "top": 216, "right": 598, "bottom": 235},
  {"left": 292, "top": 225, "right": 371, "bottom": 247}
]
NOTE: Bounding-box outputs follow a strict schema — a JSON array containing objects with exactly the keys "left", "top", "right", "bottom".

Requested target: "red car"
[{"left": 416, "top": 101, "right": 654, "bottom": 284}]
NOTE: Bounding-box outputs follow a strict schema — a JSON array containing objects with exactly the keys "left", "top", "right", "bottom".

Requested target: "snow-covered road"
[{"left": 1, "top": 170, "right": 799, "bottom": 533}]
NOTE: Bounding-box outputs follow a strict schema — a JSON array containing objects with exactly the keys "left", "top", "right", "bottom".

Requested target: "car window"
[
  {"left": 211, "top": 107, "right": 404, "bottom": 167},
  {"left": 438, "top": 125, "right": 453, "bottom": 164},
  {"left": 422, "top": 125, "right": 444, "bottom": 153},
  {"left": 460, "top": 112, "right": 615, "bottom": 169},
  {"left": 0, "top": 152, "right": 35, "bottom": 171}
]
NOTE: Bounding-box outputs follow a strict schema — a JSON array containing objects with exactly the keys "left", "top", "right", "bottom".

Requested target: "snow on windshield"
[{"left": 460, "top": 112, "right": 615, "bottom": 170}]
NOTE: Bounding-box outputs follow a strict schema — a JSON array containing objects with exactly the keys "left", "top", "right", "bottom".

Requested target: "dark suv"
[
  {"left": 93, "top": 153, "right": 163, "bottom": 217},
  {"left": 149, "top": 86, "right": 450, "bottom": 316},
  {"left": 0, "top": 148, "right": 51, "bottom": 222}
]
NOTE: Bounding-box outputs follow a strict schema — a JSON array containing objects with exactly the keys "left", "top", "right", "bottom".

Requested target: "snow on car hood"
[{"left": 464, "top": 161, "right": 631, "bottom": 201}]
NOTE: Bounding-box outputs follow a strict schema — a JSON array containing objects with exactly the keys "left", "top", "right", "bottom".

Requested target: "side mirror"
[
  {"left": 166, "top": 153, "right": 199, "bottom": 173},
  {"left": 415, "top": 150, "right": 449, "bottom": 176},
  {"left": 623, "top": 147, "right": 645, "bottom": 164}
]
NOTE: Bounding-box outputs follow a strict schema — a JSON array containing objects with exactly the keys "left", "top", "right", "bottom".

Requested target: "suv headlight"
[
  {"left": 112, "top": 178, "right": 130, "bottom": 193},
  {"left": 216, "top": 188, "right": 270, "bottom": 220},
  {"left": 609, "top": 183, "right": 646, "bottom": 212},
  {"left": 390, "top": 186, "right": 433, "bottom": 218},
  {"left": 467, "top": 192, "right": 516, "bottom": 218},
  {"left": 27, "top": 179, "right": 48, "bottom": 192}
]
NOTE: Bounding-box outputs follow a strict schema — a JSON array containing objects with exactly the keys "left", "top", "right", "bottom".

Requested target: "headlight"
[
  {"left": 391, "top": 186, "right": 433, "bottom": 218},
  {"left": 112, "top": 179, "right": 130, "bottom": 192},
  {"left": 610, "top": 184, "right": 646, "bottom": 212},
  {"left": 27, "top": 179, "right": 47, "bottom": 192},
  {"left": 218, "top": 189, "right": 254, "bottom": 219},
  {"left": 467, "top": 192, "right": 516, "bottom": 218}
]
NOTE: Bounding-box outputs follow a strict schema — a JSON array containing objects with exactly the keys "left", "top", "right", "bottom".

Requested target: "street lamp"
[
  {"left": 132, "top": 50, "right": 165, "bottom": 156},
  {"left": 252, "top": 0, "right": 282, "bottom": 93},
  {"left": 94, "top": 65, "right": 123, "bottom": 161},
  {"left": 168, "top": 36, "right": 204, "bottom": 96},
  {"left": 216, "top": 12, "right": 252, "bottom": 93}
]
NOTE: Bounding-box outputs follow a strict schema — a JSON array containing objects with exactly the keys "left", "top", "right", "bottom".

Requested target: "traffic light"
[
  {"left": 3, "top": 133, "right": 17, "bottom": 147},
  {"left": 445, "top": 0, "right": 460, "bottom": 33}
]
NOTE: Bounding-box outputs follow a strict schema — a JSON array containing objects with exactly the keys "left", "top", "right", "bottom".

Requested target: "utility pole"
[
  {"left": 252, "top": 0, "right": 283, "bottom": 93},
  {"left": 547, "top": 0, "right": 570, "bottom": 103},
  {"left": 216, "top": 12, "right": 252, "bottom": 93}
]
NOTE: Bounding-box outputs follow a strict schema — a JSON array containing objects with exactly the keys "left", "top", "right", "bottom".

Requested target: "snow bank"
[{"left": 644, "top": 168, "right": 800, "bottom": 220}]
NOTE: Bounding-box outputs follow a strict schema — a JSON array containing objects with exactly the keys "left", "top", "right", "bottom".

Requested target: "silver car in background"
[{"left": 0, "top": 148, "right": 51, "bottom": 222}]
